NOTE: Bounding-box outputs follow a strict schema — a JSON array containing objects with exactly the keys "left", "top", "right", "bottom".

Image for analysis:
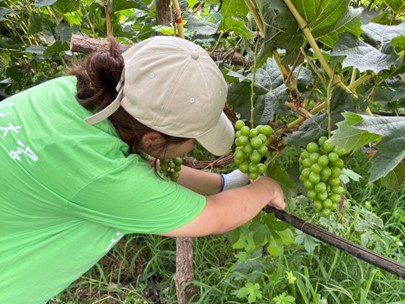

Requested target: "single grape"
[
  {"left": 308, "top": 172, "right": 321, "bottom": 184},
  {"left": 234, "top": 120, "right": 245, "bottom": 130},
  {"left": 260, "top": 125, "right": 273, "bottom": 136},
  {"left": 318, "top": 136, "right": 328, "bottom": 146},
  {"left": 301, "top": 168, "right": 312, "bottom": 178},
  {"left": 323, "top": 199, "right": 333, "bottom": 209},
  {"left": 309, "top": 152, "right": 320, "bottom": 163},
  {"left": 240, "top": 126, "right": 250, "bottom": 136},
  {"left": 306, "top": 142, "right": 319, "bottom": 153},
  {"left": 310, "top": 163, "right": 323, "bottom": 174},
  {"left": 249, "top": 150, "right": 262, "bottom": 163},
  {"left": 257, "top": 163, "right": 267, "bottom": 174},
  {"left": 315, "top": 182, "right": 327, "bottom": 193},
  {"left": 307, "top": 190, "right": 318, "bottom": 200},
  {"left": 317, "top": 155, "right": 329, "bottom": 167},
  {"left": 249, "top": 128, "right": 259, "bottom": 137},
  {"left": 239, "top": 162, "right": 249, "bottom": 173},
  {"left": 250, "top": 137, "right": 263, "bottom": 149},
  {"left": 322, "top": 140, "right": 334, "bottom": 152}
]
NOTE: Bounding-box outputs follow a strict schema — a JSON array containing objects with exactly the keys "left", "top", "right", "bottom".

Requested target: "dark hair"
[{"left": 68, "top": 37, "right": 189, "bottom": 159}]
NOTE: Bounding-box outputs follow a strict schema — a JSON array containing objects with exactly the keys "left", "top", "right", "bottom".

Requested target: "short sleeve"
[{"left": 68, "top": 155, "right": 206, "bottom": 234}]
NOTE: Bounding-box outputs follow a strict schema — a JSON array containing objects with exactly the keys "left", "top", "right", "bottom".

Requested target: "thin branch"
[{"left": 172, "top": 0, "right": 184, "bottom": 38}]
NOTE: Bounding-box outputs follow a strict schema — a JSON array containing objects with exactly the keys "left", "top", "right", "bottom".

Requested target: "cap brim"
[{"left": 195, "top": 112, "right": 235, "bottom": 156}]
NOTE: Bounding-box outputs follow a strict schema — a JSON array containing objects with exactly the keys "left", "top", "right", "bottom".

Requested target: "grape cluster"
[
  {"left": 299, "top": 136, "right": 346, "bottom": 217},
  {"left": 233, "top": 120, "right": 273, "bottom": 180},
  {"left": 159, "top": 157, "right": 183, "bottom": 182}
]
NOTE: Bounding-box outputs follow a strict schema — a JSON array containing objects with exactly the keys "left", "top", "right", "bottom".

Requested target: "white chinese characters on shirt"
[{"left": 0, "top": 102, "right": 39, "bottom": 162}]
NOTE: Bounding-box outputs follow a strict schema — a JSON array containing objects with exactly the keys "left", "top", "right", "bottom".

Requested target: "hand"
[{"left": 256, "top": 176, "right": 286, "bottom": 210}]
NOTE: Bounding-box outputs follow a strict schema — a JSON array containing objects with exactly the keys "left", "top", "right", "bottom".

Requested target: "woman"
[{"left": 0, "top": 36, "right": 285, "bottom": 303}]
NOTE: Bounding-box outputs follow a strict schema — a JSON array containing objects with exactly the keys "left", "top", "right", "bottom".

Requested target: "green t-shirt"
[{"left": 0, "top": 76, "right": 206, "bottom": 304}]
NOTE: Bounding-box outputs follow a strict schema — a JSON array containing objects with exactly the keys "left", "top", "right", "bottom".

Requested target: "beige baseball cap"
[{"left": 85, "top": 36, "right": 234, "bottom": 156}]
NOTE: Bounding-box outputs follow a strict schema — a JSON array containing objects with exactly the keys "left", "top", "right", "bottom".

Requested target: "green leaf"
[
  {"left": 329, "top": 112, "right": 382, "bottom": 153},
  {"left": 331, "top": 32, "right": 399, "bottom": 73},
  {"left": 391, "top": 36, "right": 405, "bottom": 52},
  {"left": 340, "top": 168, "right": 363, "bottom": 184},
  {"left": 354, "top": 115, "right": 405, "bottom": 181},
  {"left": 228, "top": 58, "right": 289, "bottom": 124},
  {"left": 53, "top": 0, "right": 80, "bottom": 13},
  {"left": 221, "top": 0, "right": 249, "bottom": 17},
  {"left": 295, "top": 231, "right": 317, "bottom": 254},
  {"left": 34, "top": 0, "right": 57, "bottom": 8},
  {"left": 55, "top": 23, "right": 74, "bottom": 43},
  {"left": 43, "top": 41, "right": 69, "bottom": 58},
  {"left": 27, "top": 13, "right": 43, "bottom": 35},
  {"left": 111, "top": 0, "right": 150, "bottom": 13},
  {"left": 184, "top": 15, "right": 218, "bottom": 36},
  {"left": 380, "top": 163, "right": 405, "bottom": 190},
  {"left": 294, "top": 1, "right": 363, "bottom": 48},
  {"left": 255, "top": 0, "right": 300, "bottom": 65},
  {"left": 274, "top": 228, "right": 295, "bottom": 245},
  {"left": 373, "top": 79, "right": 405, "bottom": 106},
  {"left": 286, "top": 88, "right": 354, "bottom": 148},
  {"left": 237, "top": 282, "right": 262, "bottom": 303},
  {"left": 24, "top": 45, "right": 46, "bottom": 58},
  {"left": 218, "top": 16, "right": 252, "bottom": 41},
  {"left": 255, "top": 0, "right": 363, "bottom": 65},
  {"left": 383, "top": 0, "right": 405, "bottom": 13},
  {"left": 362, "top": 22, "right": 405, "bottom": 46},
  {"left": 267, "top": 164, "right": 298, "bottom": 197},
  {"left": 267, "top": 235, "right": 283, "bottom": 257}
]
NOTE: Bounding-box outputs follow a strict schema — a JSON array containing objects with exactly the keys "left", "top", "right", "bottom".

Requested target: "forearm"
[
  {"left": 177, "top": 165, "right": 222, "bottom": 195},
  {"left": 207, "top": 177, "right": 284, "bottom": 234},
  {"left": 161, "top": 176, "right": 285, "bottom": 237}
]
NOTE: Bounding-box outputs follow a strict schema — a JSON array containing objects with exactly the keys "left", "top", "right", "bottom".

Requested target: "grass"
[{"left": 49, "top": 152, "right": 405, "bottom": 304}]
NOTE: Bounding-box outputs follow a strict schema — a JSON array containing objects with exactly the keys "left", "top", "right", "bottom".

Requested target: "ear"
[{"left": 141, "top": 132, "right": 165, "bottom": 148}]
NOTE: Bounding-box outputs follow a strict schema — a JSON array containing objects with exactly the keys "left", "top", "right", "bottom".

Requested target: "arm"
[
  {"left": 160, "top": 176, "right": 285, "bottom": 237},
  {"left": 176, "top": 165, "right": 222, "bottom": 195}
]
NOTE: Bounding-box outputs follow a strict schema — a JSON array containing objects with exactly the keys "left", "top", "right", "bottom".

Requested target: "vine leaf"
[
  {"left": 362, "top": 22, "right": 405, "bottom": 46},
  {"left": 255, "top": 0, "right": 363, "bottom": 65},
  {"left": 267, "top": 164, "right": 298, "bottom": 197},
  {"left": 293, "top": 1, "right": 363, "bottom": 48},
  {"left": 329, "top": 112, "right": 381, "bottom": 152},
  {"left": 218, "top": 16, "right": 253, "bottom": 41},
  {"left": 331, "top": 32, "right": 399, "bottom": 73},
  {"left": 330, "top": 112, "right": 405, "bottom": 182},
  {"left": 227, "top": 58, "right": 289, "bottom": 124},
  {"left": 219, "top": 0, "right": 252, "bottom": 41},
  {"left": 285, "top": 88, "right": 354, "bottom": 148},
  {"left": 111, "top": 0, "right": 150, "bottom": 13},
  {"left": 380, "top": 163, "right": 405, "bottom": 190},
  {"left": 184, "top": 15, "right": 218, "bottom": 36},
  {"left": 221, "top": 0, "right": 249, "bottom": 17}
]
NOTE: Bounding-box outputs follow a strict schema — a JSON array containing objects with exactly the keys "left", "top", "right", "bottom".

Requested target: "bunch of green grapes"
[
  {"left": 299, "top": 136, "right": 346, "bottom": 217},
  {"left": 233, "top": 120, "right": 273, "bottom": 180},
  {"left": 159, "top": 157, "right": 182, "bottom": 182}
]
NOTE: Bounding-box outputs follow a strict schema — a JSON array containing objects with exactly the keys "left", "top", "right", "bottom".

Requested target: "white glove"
[{"left": 220, "top": 169, "right": 251, "bottom": 191}]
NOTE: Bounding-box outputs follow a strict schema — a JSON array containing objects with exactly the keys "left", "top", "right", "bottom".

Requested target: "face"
[
  {"left": 161, "top": 139, "right": 196, "bottom": 159},
  {"left": 139, "top": 132, "right": 196, "bottom": 159}
]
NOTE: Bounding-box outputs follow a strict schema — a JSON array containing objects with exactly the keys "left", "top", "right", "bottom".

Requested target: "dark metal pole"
[{"left": 265, "top": 206, "right": 405, "bottom": 279}]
